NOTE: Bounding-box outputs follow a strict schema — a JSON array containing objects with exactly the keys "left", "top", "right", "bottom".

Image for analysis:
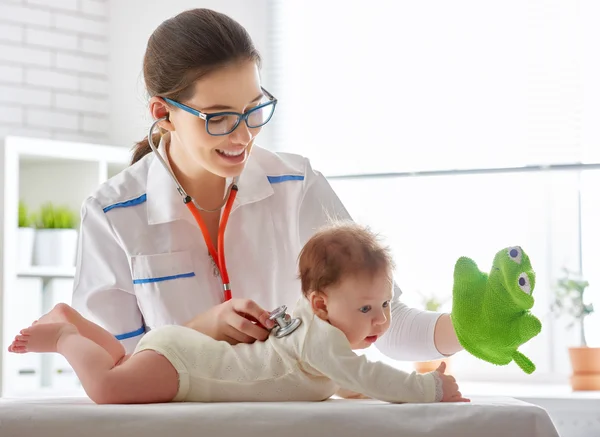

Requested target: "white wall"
[
  {"left": 107, "top": 0, "right": 271, "bottom": 148},
  {"left": 0, "top": 1, "right": 272, "bottom": 147},
  {"left": 0, "top": 0, "right": 110, "bottom": 143}
]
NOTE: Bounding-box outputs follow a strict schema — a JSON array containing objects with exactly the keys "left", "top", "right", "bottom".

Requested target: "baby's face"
[{"left": 323, "top": 271, "right": 393, "bottom": 349}]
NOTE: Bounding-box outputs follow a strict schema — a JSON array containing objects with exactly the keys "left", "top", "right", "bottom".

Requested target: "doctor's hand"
[{"left": 185, "top": 298, "right": 275, "bottom": 345}]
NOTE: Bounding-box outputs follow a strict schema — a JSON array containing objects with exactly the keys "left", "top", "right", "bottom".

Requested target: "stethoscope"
[{"left": 147, "top": 116, "right": 301, "bottom": 337}]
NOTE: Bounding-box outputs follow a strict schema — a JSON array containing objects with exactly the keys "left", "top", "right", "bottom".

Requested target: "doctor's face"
[
  {"left": 319, "top": 271, "right": 393, "bottom": 350},
  {"left": 167, "top": 60, "right": 266, "bottom": 179}
]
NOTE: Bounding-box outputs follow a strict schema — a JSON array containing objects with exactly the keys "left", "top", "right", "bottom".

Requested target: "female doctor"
[{"left": 72, "top": 8, "right": 463, "bottom": 360}]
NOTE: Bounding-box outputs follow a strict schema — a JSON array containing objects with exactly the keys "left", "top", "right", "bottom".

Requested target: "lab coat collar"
[
  {"left": 233, "top": 145, "right": 274, "bottom": 210},
  {"left": 146, "top": 137, "right": 273, "bottom": 225}
]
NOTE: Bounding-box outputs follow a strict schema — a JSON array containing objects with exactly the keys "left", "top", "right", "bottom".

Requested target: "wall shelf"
[
  {"left": 17, "top": 267, "right": 76, "bottom": 279},
  {"left": 1, "top": 136, "right": 130, "bottom": 397}
]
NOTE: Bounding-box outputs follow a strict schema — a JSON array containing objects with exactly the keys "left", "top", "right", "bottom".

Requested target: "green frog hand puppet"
[{"left": 450, "top": 246, "right": 542, "bottom": 374}]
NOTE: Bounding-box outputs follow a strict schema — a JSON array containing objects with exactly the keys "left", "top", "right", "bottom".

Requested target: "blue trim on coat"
[
  {"left": 115, "top": 325, "right": 145, "bottom": 340},
  {"left": 267, "top": 175, "right": 305, "bottom": 184},
  {"left": 103, "top": 194, "right": 147, "bottom": 213},
  {"left": 133, "top": 272, "right": 196, "bottom": 285}
]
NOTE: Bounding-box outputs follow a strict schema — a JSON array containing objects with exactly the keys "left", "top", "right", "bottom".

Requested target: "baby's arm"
[{"left": 301, "top": 321, "right": 442, "bottom": 403}]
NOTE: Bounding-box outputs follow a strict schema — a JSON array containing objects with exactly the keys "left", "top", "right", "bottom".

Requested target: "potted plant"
[
  {"left": 414, "top": 292, "right": 452, "bottom": 374},
  {"left": 32, "top": 203, "right": 79, "bottom": 268},
  {"left": 551, "top": 267, "right": 600, "bottom": 390},
  {"left": 17, "top": 200, "right": 36, "bottom": 269}
]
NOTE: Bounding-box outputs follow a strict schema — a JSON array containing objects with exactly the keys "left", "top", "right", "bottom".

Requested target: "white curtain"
[{"left": 267, "top": 0, "right": 599, "bottom": 175}]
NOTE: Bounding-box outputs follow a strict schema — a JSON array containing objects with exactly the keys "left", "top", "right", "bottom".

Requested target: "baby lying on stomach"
[{"left": 9, "top": 222, "right": 468, "bottom": 405}]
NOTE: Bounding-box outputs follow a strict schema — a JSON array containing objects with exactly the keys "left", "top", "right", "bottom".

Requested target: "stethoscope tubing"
[{"left": 147, "top": 117, "right": 237, "bottom": 300}]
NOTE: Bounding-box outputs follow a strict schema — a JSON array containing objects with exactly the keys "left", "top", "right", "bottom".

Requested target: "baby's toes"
[{"left": 8, "top": 339, "right": 27, "bottom": 353}]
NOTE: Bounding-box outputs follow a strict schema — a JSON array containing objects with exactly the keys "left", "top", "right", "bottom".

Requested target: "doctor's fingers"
[
  {"left": 223, "top": 324, "right": 257, "bottom": 344},
  {"left": 230, "top": 299, "right": 274, "bottom": 329},
  {"left": 227, "top": 313, "right": 270, "bottom": 342}
]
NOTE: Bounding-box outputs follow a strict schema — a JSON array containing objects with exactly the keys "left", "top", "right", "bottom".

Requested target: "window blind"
[{"left": 266, "top": 0, "right": 597, "bottom": 176}]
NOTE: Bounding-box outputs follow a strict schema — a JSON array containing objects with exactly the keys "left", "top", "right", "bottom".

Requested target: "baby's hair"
[{"left": 298, "top": 221, "right": 395, "bottom": 296}]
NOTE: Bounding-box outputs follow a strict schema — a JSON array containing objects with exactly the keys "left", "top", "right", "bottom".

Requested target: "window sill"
[
  {"left": 462, "top": 383, "right": 600, "bottom": 436},
  {"left": 461, "top": 382, "right": 600, "bottom": 400}
]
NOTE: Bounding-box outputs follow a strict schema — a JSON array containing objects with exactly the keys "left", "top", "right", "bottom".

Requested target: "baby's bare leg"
[
  {"left": 11, "top": 323, "right": 178, "bottom": 404},
  {"left": 33, "top": 303, "right": 126, "bottom": 364}
]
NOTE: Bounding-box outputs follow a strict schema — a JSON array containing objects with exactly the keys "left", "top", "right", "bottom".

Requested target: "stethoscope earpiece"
[{"left": 269, "top": 305, "right": 302, "bottom": 338}]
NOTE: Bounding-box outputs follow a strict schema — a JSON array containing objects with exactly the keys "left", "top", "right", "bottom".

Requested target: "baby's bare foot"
[
  {"left": 36, "top": 303, "right": 74, "bottom": 325},
  {"left": 8, "top": 323, "right": 78, "bottom": 354}
]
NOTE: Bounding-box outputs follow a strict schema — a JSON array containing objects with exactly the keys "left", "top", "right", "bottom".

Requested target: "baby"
[{"left": 9, "top": 222, "right": 468, "bottom": 404}]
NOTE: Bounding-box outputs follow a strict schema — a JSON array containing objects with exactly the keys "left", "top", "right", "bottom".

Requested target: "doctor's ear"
[
  {"left": 149, "top": 97, "right": 175, "bottom": 132},
  {"left": 308, "top": 291, "right": 329, "bottom": 321}
]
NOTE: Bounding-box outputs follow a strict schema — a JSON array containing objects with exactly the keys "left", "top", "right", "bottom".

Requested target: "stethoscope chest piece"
[{"left": 269, "top": 305, "right": 302, "bottom": 338}]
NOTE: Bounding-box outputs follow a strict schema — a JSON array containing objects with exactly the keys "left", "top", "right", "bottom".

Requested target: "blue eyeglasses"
[{"left": 163, "top": 87, "right": 277, "bottom": 137}]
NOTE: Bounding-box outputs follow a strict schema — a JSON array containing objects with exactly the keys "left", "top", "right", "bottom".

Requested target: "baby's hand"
[{"left": 435, "top": 362, "right": 470, "bottom": 403}]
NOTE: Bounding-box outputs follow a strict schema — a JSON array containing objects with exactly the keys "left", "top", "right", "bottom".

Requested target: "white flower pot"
[
  {"left": 33, "top": 229, "right": 78, "bottom": 267},
  {"left": 17, "top": 227, "right": 36, "bottom": 269}
]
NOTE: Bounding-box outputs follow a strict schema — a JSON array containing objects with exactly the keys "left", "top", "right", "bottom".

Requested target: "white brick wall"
[
  {"left": 25, "top": 68, "right": 79, "bottom": 91},
  {"left": 0, "top": 64, "right": 23, "bottom": 83},
  {"left": 26, "top": 108, "right": 79, "bottom": 130},
  {"left": 0, "top": 0, "right": 109, "bottom": 142},
  {"left": 0, "top": 22, "right": 23, "bottom": 43},
  {"left": 55, "top": 52, "right": 106, "bottom": 74},
  {"left": 26, "top": 28, "right": 79, "bottom": 50},
  {"left": 55, "top": 92, "right": 109, "bottom": 113},
  {"left": 81, "top": 0, "right": 107, "bottom": 18},
  {"left": 0, "top": 84, "right": 52, "bottom": 106},
  {"left": 27, "top": 0, "right": 78, "bottom": 12}
]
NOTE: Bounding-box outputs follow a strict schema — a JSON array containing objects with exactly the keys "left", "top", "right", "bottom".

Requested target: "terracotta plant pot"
[
  {"left": 568, "top": 347, "right": 600, "bottom": 391},
  {"left": 570, "top": 374, "right": 600, "bottom": 391},
  {"left": 414, "top": 358, "right": 451, "bottom": 374}
]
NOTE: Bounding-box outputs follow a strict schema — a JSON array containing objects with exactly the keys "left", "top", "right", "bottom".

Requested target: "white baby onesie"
[{"left": 133, "top": 297, "right": 442, "bottom": 403}]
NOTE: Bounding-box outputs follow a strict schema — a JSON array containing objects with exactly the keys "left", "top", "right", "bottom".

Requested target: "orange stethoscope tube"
[
  {"left": 145, "top": 117, "right": 240, "bottom": 303},
  {"left": 184, "top": 185, "right": 238, "bottom": 301}
]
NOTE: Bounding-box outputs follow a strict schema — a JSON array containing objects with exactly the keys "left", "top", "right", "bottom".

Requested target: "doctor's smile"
[{"left": 215, "top": 147, "right": 247, "bottom": 164}]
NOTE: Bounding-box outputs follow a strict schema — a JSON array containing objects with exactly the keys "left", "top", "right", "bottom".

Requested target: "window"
[
  {"left": 267, "top": 1, "right": 600, "bottom": 174},
  {"left": 329, "top": 170, "right": 585, "bottom": 381},
  {"left": 581, "top": 170, "right": 600, "bottom": 348},
  {"left": 267, "top": 1, "right": 600, "bottom": 382}
]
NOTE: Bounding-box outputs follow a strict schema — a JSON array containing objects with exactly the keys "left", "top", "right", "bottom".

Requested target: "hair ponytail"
[{"left": 131, "top": 132, "right": 161, "bottom": 165}]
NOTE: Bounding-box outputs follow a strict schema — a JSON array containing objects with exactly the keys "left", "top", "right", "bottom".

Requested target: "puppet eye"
[
  {"left": 507, "top": 247, "right": 522, "bottom": 264},
  {"left": 517, "top": 272, "right": 531, "bottom": 294}
]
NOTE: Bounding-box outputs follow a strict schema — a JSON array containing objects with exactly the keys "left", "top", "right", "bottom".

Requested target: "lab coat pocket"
[{"left": 131, "top": 251, "right": 197, "bottom": 328}]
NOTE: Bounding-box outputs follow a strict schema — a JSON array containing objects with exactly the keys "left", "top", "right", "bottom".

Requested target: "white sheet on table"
[{"left": 0, "top": 396, "right": 559, "bottom": 437}]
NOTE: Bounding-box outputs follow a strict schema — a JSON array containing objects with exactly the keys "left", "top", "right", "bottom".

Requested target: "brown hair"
[
  {"left": 298, "top": 222, "right": 395, "bottom": 296},
  {"left": 131, "top": 8, "right": 262, "bottom": 164}
]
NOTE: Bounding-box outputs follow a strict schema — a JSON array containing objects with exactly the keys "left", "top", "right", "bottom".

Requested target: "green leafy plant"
[
  {"left": 551, "top": 267, "right": 593, "bottom": 347},
  {"left": 18, "top": 200, "right": 33, "bottom": 228},
  {"left": 417, "top": 290, "right": 448, "bottom": 312},
  {"left": 33, "top": 203, "right": 77, "bottom": 230}
]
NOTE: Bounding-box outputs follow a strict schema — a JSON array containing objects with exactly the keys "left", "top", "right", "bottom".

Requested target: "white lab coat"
[{"left": 71, "top": 141, "right": 444, "bottom": 359}]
